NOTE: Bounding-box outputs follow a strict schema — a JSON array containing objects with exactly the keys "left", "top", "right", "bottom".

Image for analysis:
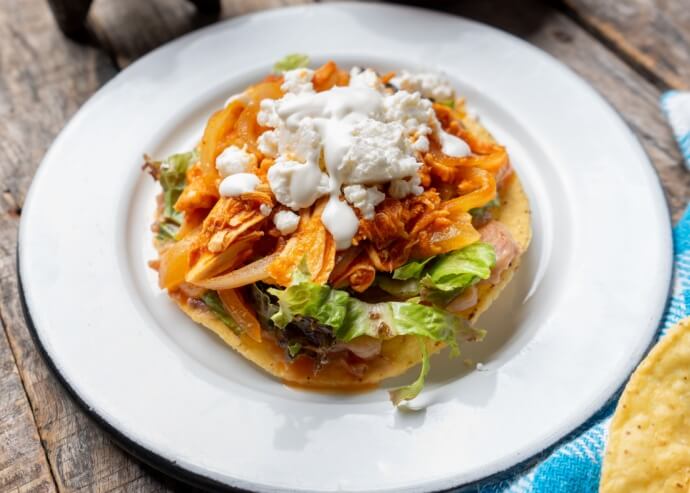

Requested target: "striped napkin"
[
  {"left": 463, "top": 95, "right": 690, "bottom": 492},
  {"left": 662, "top": 91, "right": 690, "bottom": 170}
]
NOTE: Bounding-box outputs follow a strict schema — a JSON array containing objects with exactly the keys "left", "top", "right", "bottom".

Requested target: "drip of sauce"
[
  {"left": 439, "top": 129, "right": 471, "bottom": 157},
  {"left": 321, "top": 196, "right": 360, "bottom": 250},
  {"left": 218, "top": 173, "right": 260, "bottom": 197}
]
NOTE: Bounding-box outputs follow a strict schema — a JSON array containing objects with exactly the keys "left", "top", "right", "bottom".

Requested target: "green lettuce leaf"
[
  {"left": 437, "top": 99, "right": 455, "bottom": 109},
  {"left": 422, "top": 242, "right": 495, "bottom": 293},
  {"left": 268, "top": 281, "right": 480, "bottom": 346},
  {"left": 268, "top": 283, "right": 350, "bottom": 330},
  {"left": 389, "top": 339, "right": 429, "bottom": 405},
  {"left": 201, "top": 291, "right": 240, "bottom": 334},
  {"left": 155, "top": 150, "right": 197, "bottom": 241},
  {"left": 287, "top": 342, "right": 302, "bottom": 358},
  {"left": 338, "top": 298, "right": 467, "bottom": 346},
  {"left": 376, "top": 276, "right": 421, "bottom": 299},
  {"left": 273, "top": 53, "right": 310, "bottom": 73},
  {"left": 392, "top": 256, "right": 435, "bottom": 280}
]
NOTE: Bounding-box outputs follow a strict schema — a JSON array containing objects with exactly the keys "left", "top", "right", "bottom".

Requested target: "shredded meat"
[
  {"left": 354, "top": 190, "right": 445, "bottom": 271},
  {"left": 191, "top": 192, "right": 272, "bottom": 263}
]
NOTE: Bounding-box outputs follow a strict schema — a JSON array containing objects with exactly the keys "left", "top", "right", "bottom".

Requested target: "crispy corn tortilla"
[
  {"left": 160, "top": 112, "right": 532, "bottom": 387},
  {"left": 600, "top": 316, "right": 690, "bottom": 492}
]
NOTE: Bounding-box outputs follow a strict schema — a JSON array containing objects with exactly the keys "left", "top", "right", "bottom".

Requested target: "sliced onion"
[
  {"left": 329, "top": 246, "right": 362, "bottom": 284},
  {"left": 190, "top": 253, "right": 278, "bottom": 290}
]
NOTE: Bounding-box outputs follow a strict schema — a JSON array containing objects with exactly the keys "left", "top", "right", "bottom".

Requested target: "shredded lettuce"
[
  {"left": 376, "top": 276, "right": 421, "bottom": 299},
  {"left": 201, "top": 291, "right": 239, "bottom": 334},
  {"left": 268, "top": 281, "right": 479, "bottom": 346},
  {"left": 392, "top": 256, "right": 435, "bottom": 280},
  {"left": 437, "top": 99, "right": 455, "bottom": 109},
  {"left": 156, "top": 150, "right": 197, "bottom": 241},
  {"left": 273, "top": 53, "right": 310, "bottom": 73},
  {"left": 287, "top": 342, "right": 302, "bottom": 358},
  {"left": 268, "top": 283, "right": 350, "bottom": 330},
  {"left": 389, "top": 339, "right": 430, "bottom": 405},
  {"left": 421, "top": 242, "right": 495, "bottom": 301},
  {"left": 382, "top": 243, "right": 496, "bottom": 304},
  {"left": 338, "top": 298, "right": 467, "bottom": 347}
]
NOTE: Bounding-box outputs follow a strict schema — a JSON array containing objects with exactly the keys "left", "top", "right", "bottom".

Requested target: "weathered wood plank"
[
  {"left": 443, "top": 0, "right": 689, "bottom": 221},
  {"left": 561, "top": 0, "right": 690, "bottom": 90},
  {"left": 0, "top": 317, "right": 56, "bottom": 493},
  {"left": 88, "top": 0, "right": 315, "bottom": 68},
  {"left": 0, "top": 1, "right": 187, "bottom": 491}
]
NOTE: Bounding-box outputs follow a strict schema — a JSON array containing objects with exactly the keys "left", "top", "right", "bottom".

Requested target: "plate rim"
[{"left": 17, "top": 2, "right": 674, "bottom": 491}]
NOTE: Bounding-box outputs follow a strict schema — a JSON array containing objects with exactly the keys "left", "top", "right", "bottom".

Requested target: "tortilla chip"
[
  {"left": 159, "top": 111, "right": 531, "bottom": 388},
  {"left": 600, "top": 316, "right": 690, "bottom": 492}
]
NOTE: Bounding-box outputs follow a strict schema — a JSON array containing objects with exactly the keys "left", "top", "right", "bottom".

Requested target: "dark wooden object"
[
  {"left": 45, "top": 0, "right": 221, "bottom": 37},
  {"left": 0, "top": 0, "right": 688, "bottom": 491}
]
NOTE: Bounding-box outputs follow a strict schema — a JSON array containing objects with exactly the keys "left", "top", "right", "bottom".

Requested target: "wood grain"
[
  {"left": 1, "top": 0, "right": 689, "bottom": 492},
  {"left": 0, "top": 1, "right": 186, "bottom": 491},
  {"left": 0, "top": 319, "right": 55, "bottom": 493},
  {"left": 562, "top": 0, "right": 690, "bottom": 90}
]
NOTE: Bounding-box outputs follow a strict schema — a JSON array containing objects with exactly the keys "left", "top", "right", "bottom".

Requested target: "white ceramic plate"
[{"left": 19, "top": 3, "right": 672, "bottom": 492}]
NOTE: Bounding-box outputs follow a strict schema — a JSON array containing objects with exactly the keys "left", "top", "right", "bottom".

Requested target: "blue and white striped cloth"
[
  {"left": 463, "top": 94, "right": 690, "bottom": 492},
  {"left": 662, "top": 91, "right": 690, "bottom": 170}
]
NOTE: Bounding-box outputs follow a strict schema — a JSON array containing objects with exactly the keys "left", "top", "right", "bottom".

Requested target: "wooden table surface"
[{"left": 1, "top": 0, "right": 688, "bottom": 491}]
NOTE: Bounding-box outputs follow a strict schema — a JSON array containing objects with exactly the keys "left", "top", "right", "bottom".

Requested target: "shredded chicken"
[
  {"left": 191, "top": 196, "right": 268, "bottom": 264},
  {"left": 354, "top": 190, "right": 450, "bottom": 271}
]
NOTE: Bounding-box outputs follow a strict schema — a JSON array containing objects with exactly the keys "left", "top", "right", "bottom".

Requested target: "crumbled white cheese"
[
  {"left": 343, "top": 184, "right": 385, "bottom": 220},
  {"left": 389, "top": 175, "right": 423, "bottom": 199},
  {"left": 390, "top": 70, "right": 455, "bottom": 102},
  {"left": 259, "top": 204, "right": 272, "bottom": 216},
  {"left": 215, "top": 145, "right": 257, "bottom": 177},
  {"left": 411, "top": 134, "right": 429, "bottom": 153},
  {"left": 257, "top": 99, "right": 281, "bottom": 128},
  {"left": 267, "top": 157, "right": 329, "bottom": 210},
  {"left": 273, "top": 210, "right": 300, "bottom": 235},
  {"left": 349, "top": 67, "right": 383, "bottom": 91},
  {"left": 256, "top": 67, "right": 469, "bottom": 250},
  {"left": 382, "top": 90, "right": 434, "bottom": 134},
  {"left": 257, "top": 130, "right": 278, "bottom": 157},
  {"left": 280, "top": 68, "right": 315, "bottom": 94},
  {"left": 219, "top": 173, "right": 260, "bottom": 197},
  {"left": 339, "top": 119, "right": 420, "bottom": 185}
]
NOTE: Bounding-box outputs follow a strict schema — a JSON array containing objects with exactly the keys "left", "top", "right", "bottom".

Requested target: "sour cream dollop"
[{"left": 219, "top": 173, "right": 260, "bottom": 197}]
